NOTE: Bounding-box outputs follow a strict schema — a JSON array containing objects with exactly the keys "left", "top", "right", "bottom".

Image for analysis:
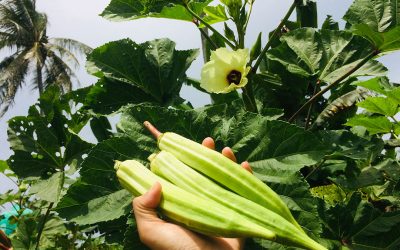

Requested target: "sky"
[{"left": 1, "top": 0, "right": 399, "bottom": 192}]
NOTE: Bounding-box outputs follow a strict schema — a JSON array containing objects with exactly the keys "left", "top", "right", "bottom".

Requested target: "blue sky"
[{"left": 1, "top": 0, "right": 399, "bottom": 192}]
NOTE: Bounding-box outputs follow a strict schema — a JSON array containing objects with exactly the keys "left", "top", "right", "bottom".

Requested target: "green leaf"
[
  {"left": 11, "top": 216, "right": 68, "bottom": 250},
  {"left": 355, "top": 76, "right": 393, "bottom": 94},
  {"left": 56, "top": 183, "right": 132, "bottom": 225},
  {"left": 0, "top": 160, "right": 9, "bottom": 173},
  {"left": 310, "top": 184, "right": 346, "bottom": 206},
  {"left": 90, "top": 116, "right": 113, "bottom": 142},
  {"left": 319, "top": 193, "right": 400, "bottom": 249},
  {"left": 100, "top": 0, "right": 211, "bottom": 22},
  {"left": 296, "top": 1, "right": 318, "bottom": 28},
  {"left": 38, "top": 216, "right": 68, "bottom": 248},
  {"left": 224, "top": 22, "right": 236, "bottom": 43},
  {"left": 250, "top": 32, "right": 262, "bottom": 61},
  {"left": 7, "top": 86, "right": 93, "bottom": 178},
  {"left": 85, "top": 78, "right": 157, "bottom": 115},
  {"left": 10, "top": 217, "right": 37, "bottom": 249},
  {"left": 203, "top": 5, "right": 228, "bottom": 24},
  {"left": 29, "top": 172, "right": 64, "bottom": 204},
  {"left": 0, "top": 190, "right": 19, "bottom": 206},
  {"left": 352, "top": 24, "right": 400, "bottom": 53},
  {"left": 345, "top": 115, "right": 393, "bottom": 134},
  {"left": 319, "top": 130, "right": 384, "bottom": 161},
  {"left": 123, "top": 218, "right": 150, "bottom": 250},
  {"left": 357, "top": 96, "right": 399, "bottom": 116},
  {"left": 267, "top": 29, "right": 387, "bottom": 85},
  {"left": 321, "top": 15, "right": 339, "bottom": 30},
  {"left": 344, "top": 0, "right": 399, "bottom": 32},
  {"left": 344, "top": 0, "right": 400, "bottom": 53},
  {"left": 386, "top": 86, "right": 400, "bottom": 105},
  {"left": 86, "top": 38, "right": 198, "bottom": 103},
  {"left": 394, "top": 123, "right": 400, "bottom": 135},
  {"left": 56, "top": 135, "right": 156, "bottom": 224}
]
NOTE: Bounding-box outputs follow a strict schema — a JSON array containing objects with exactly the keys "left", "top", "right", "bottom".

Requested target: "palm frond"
[
  {"left": 0, "top": 0, "right": 47, "bottom": 48},
  {"left": 45, "top": 43, "right": 80, "bottom": 69},
  {"left": 0, "top": 50, "right": 30, "bottom": 116},
  {"left": 49, "top": 38, "right": 93, "bottom": 57},
  {"left": 43, "top": 50, "right": 78, "bottom": 94}
]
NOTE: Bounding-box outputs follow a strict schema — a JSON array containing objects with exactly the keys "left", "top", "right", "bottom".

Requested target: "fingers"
[
  {"left": 203, "top": 137, "right": 252, "bottom": 173},
  {"left": 222, "top": 147, "right": 237, "bottom": 162},
  {"left": 224, "top": 147, "right": 252, "bottom": 173},
  {"left": 241, "top": 161, "right": 252, "bottom": 173},
  {"left": 202, "top": 137, "right": 215, "bottom": 150},
  {"left": 133, "top": 182, "right": 164, "bottom": 227}
]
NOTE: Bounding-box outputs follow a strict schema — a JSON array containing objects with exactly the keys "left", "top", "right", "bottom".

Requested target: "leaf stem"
[
  {"left": 197, "top": 25, "right": 218, "bottom": 50},
  {"left": 184, "top": 4, "right": 236, "bottom": 49},
  {"left": 250, "top": 0, "right": 298, "bottom": 76},
  {"left": 305, "top": 159, "right": 326, "bottom": 180},
  {"left": 288, "top": 50, "right": 379, "bottom": 123},
  {"left": 35, "top": 202, "right": 54, "bottom": 250},
  {"left": 242, "top": 83, "right": 258, "bottom": 113},
  {"left": 244, "top": 0, "right": 255, "bottom": 31},
  {"left": 1, "top": 173, "right": 18, "bottom": 187},
  {"left": 305, "top": 81, "right": 320, "bottom": 129}
]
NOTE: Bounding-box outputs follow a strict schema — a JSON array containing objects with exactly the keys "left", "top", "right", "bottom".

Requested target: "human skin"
[{"left": 132, "top": 137, "right": 251, "bottom": 250}]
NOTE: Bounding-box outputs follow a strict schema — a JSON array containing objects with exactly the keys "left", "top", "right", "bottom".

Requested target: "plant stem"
[
  {"left": 35, "top": 202, "right": 54, "bottom": 250},
  {"left": 244, "top": 0, "right": 255, "bottom": 31},
  {"left": 242, "top": 83, "right": 258, "bottom": 113},
  {"left": 305, "top": 81, "right": 320, "bottom": 129},
  {"left": 184, "top": 4, "right": 236, "bottom": 49},
  {"left": 250, "top": 0, "right": 298, "bottom": 76},
  {"left": 197, "top": 25, "right": 217, "bottom": 51},
  {"left": 1, "top": 173, "right": 18, "bottom": 187},
  {"left": 305, "top": 159, "right": 326, "bottom": 180},
  {"left": 288, "top": 50, "right": 379, "bottom": 123}
]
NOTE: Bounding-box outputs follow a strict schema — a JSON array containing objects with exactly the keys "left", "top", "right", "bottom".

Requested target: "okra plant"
[{"left": 2, "top": 0, "right": 400, "bottom": 249}]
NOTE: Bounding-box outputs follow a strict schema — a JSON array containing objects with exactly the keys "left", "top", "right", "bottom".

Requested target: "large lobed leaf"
[
  {"left": 267, "top": 28, "right": 387, "bottom": 85},
  {"left": 100, "top": 0, "right": 227, "bottom": 24},
  {"left": 55, "top": 136, "right": 156, "bottom": 225},
  {"left": 7, "top": 86, "right": 92, "bottom": 178},
  {"left": 319, "top": 193, "right": 400, "bottom": 249},
  {"left": 86, "top": 38, "right": 198, "bottom": 106},
  {"left": 344, "top": 0, "right": 400, "bottom": 53},
  {"left": 7, "top": 86, "right": 93, "bottom": 205}
]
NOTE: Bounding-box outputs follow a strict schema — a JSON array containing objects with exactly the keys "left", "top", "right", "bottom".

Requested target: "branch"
[
  {"left": 288, "top": 50, "right": 379, "bottom": 123},
  {"left": 35, "top": 202, "right": 54, "bottom": 250},
  {"left": 250, "top": 0, "right": 298, "bottom": 75},
  {"left": 184, "top": 4, "right": 236, "bottom": 49}
]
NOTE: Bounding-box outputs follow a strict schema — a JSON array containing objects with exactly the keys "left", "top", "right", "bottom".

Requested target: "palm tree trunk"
[{"left": 36, "top": 62, "right": 43, "bottom": 95}]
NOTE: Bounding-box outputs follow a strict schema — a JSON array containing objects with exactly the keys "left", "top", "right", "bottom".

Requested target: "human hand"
[{"left": 132, "top": 137, "right": 251, "bottom": 250}]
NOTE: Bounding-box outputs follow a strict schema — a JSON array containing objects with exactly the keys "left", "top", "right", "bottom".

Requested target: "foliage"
[
  {"left": 1, "top": 0, "right": 400, "bottom": 249},
  {"left": 0, "top": 0, "right": 92, "bottom": 116}
]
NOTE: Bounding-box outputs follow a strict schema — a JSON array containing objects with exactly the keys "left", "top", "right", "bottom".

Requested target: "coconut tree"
[{"left": 0, "top": 0, "right": 92, "bottom": 116}]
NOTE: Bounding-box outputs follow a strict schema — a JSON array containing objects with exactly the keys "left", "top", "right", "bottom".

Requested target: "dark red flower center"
[{"left": 227, "top": 70, "right": 242, "bottom": 85}]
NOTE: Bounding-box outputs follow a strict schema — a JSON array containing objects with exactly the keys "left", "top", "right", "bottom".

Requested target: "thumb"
[{"left": 132, "top": 182, "right": 164, "bottom": 225}]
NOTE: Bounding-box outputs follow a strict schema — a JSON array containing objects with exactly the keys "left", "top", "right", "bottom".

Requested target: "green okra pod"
[
  {"left": 143, "top": 121, "right": 302, "bottom": 231},
  {"left": 115, "top": 160, "right": 276, "bottom": 240},
  {"left": 150, "top": 151, "right": 327, "bottom": 250}
]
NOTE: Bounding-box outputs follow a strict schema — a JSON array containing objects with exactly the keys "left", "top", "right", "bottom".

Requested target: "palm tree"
[{"left": 0, "top": 0, "right": 92, "bottom": 116}]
